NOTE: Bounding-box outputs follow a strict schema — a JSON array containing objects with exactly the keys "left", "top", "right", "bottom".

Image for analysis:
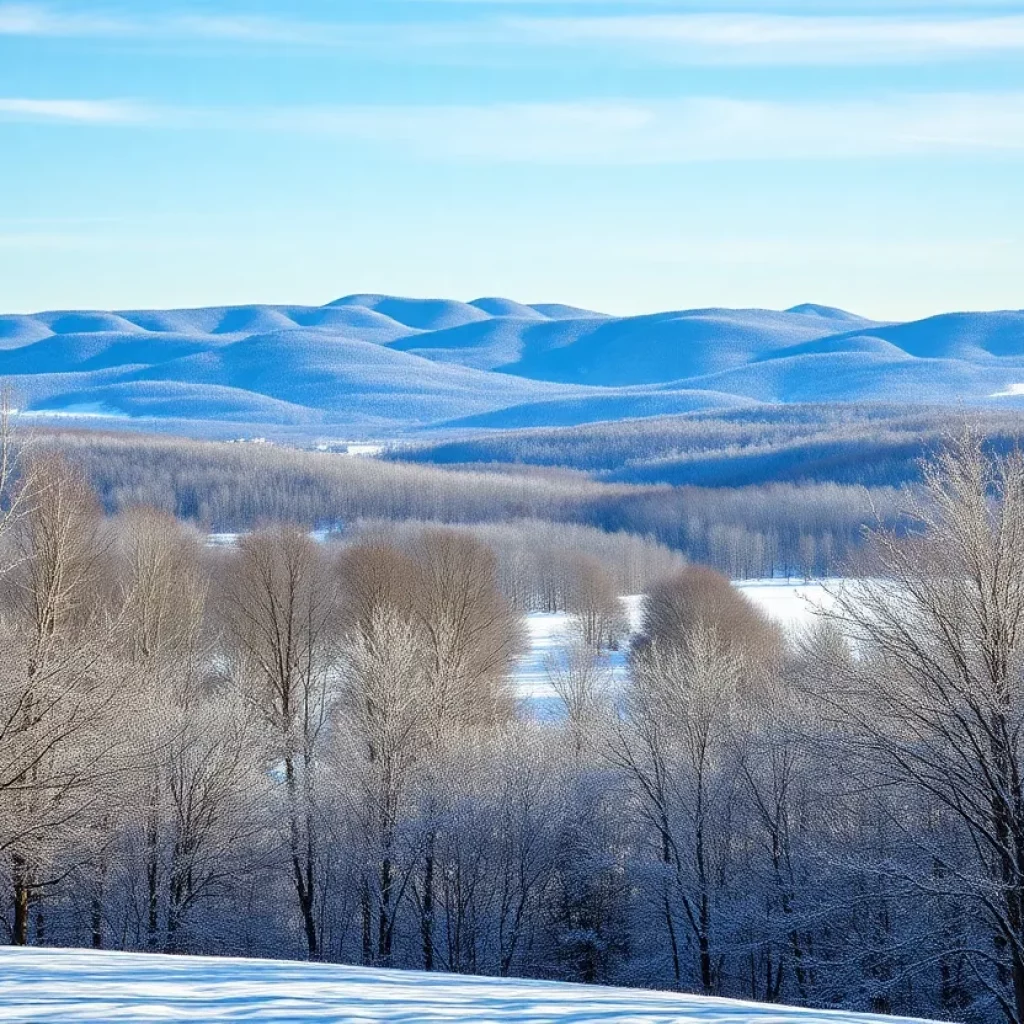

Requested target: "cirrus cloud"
[
  {"left": 3, "top": 92, "right": 1024, "bottom": 163},
  {"left": 5, "top": 3, "right": 1024, "bottom": 65},
  {"left": 255, "top": 92, "right": 1024, "bottom": 163},
  {"left": 510, "top": 12, "right": 1024, "bottom": 64},
  {"left": 0, "top": 97, "right": 151, "bottom": 123}
]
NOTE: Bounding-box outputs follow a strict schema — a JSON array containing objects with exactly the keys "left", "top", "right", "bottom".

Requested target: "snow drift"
[{"left": 0, "top": 947, "right": 937, "bottom": 1024}]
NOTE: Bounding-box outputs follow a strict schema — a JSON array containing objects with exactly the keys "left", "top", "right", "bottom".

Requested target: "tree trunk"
[
  {"left": 12, "top": 853, "right": 29, "bottom": 946},
  {"left": 286, "top": 757, "right": 319, "bottom": 960},
  {"left": 421, "top": 838, "right": 435, "bottom": 971},
  {"left": 660, "top": 830, "right": 681, "bottom": 990},
  {"left": 361, "top": 881, "right": 372, "bottom": 966},
  {"left": 698, "top": 906, "right": 714, "bottom": 996},
  {"left": 146, "top": 787, "right": 160, "bottom": 949},
  {"left": 90, "top": 853, "right": 108, "bottom": 949},
  {"left": 378, "top": 855, "right": 393, "bottom": 963}
]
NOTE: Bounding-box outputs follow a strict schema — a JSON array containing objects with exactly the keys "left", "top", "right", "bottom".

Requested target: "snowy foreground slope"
[{"left": 0, "top": 947, "right": 936, "bottom": 1024}]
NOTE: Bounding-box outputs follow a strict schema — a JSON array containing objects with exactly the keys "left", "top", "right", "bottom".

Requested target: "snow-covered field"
[
  {"left": 514, "top": 581, "right": 832, "bottom": 708},
  {"left": 737, "top": 579, "right": 836, "bottom": 628},
  {"left": 0, "top": 947, "right": 933, "bottom": 1024}
]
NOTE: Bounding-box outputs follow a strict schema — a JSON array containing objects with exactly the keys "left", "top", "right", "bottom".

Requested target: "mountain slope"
[
  {"left": 1, "top": 295, "right": 1023, "bottom": 435},
  {"left": 0, "top": 946, "right": 936, "bottom": 1024}
]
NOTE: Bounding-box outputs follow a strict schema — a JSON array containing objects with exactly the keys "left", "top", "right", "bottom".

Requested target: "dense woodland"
[
  {"left": 6, "top": 397, "right": 1024, "bottom": 1024},
  {"left": 40, "top": 427, "right": 903, "bottom": 578},
  {"left": 398, "top": 404, "right": 1024, "bottom": 488}
]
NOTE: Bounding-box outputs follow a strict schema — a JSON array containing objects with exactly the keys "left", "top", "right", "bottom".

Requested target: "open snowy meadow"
[
  {"left": 514, "top": 581, "right": 832, "bottom": 710},
  {"left": 0, "top": 947, "right": 937, "bottom": 1024}
]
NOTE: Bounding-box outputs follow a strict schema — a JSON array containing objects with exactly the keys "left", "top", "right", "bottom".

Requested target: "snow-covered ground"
[
  {"left": 737, "top": 579, "right": 837, "bottom": 629},
  {"left": 0, "top": 947, "right": 934, "bottom": 1024},
  {"left": 514, "top": 581, "right": 833, "bottom": 709}
]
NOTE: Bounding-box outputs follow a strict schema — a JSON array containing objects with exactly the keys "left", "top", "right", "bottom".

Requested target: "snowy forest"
[
  {"left": 42, "top": 424, "right": 906, "bottom": 580},
  {"left": 5, "top": 401, "right": 1024, "bottom": 1024}
]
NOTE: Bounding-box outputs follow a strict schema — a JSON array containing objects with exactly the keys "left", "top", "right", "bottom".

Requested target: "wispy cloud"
[
  {"left": 0, "top": 2, "right": 111, "bottom": 37},
  {"left": 256, "top": 93, "right": 1024, "bottom": 163},
  {"left": 509, "top": 12, "right": 1024, "bottom": 64},
  {"left": 5, "top": 92, "right": 1024, "bottom": 162},
  {"left": 0, "top": 97, "right": 150, "bottom": 123},
  {"left": 6, "top": 3, "right": 1024, "bottom": 64},
  {"left": 0, "top": 4, "right": 363, "bottom": 44}
]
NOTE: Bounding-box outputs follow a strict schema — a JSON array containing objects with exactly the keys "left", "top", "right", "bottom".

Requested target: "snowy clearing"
[
  {"left": 737, "top": 579, "right": 837, "bottom": 628},
  {"left": 0, "top": 947, "right": 935, "bottom": 1024},
  {"left": 514, "top": 581, "right": 834, "bottom": 708}
]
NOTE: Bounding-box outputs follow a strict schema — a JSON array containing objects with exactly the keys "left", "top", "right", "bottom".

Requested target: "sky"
[{"left": 1, "top": 1, "right": 1023, "bottom": 319}]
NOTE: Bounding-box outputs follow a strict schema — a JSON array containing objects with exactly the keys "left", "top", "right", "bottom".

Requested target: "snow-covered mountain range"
[{"left": 3, "top": 294, "right": 1024, "bottom": 434}]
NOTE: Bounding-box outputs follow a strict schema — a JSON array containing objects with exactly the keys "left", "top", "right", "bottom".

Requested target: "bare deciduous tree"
[
  {"left": 0, "top": 455, "right": 122, "bottom": 945},
  {"left": 220, "top": 527, "right": 341, "bottom": 960},
  {"left": 112, "top": 508, "right": 212, "bottom": 951},
  {"left": 637, "top": 565, "right": 782, "bottom": 666},
  {"left": 338, "top": 605, "right": 430, "bottom": 965},
  {"left": 612, "top": 623, "right": 744, "bottom": 993},
  {"left": 565, "top": 556, "right": 627, "bottom": 652},
  {"left": 819, "top": 429, "right": 1024, "bottom": 1024},
  {"left": 546, "top": 640, "right": 612, "bottom": 758}
]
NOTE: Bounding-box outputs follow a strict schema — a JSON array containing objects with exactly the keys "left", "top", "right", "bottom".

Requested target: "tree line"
[
  {"left": 397, "top": 402, "right": 1024, "bottom": 488},
  {"left": 39, "top": 427, "right": 900, "bottom": 577},
  {"left": 346, "top": 517, "right": 685, "bottom": 612}
]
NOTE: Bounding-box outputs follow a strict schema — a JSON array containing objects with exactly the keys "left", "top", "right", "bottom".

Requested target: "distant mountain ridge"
[{"left": 1, "top": 295, "right": 1023, "bottom": 435}]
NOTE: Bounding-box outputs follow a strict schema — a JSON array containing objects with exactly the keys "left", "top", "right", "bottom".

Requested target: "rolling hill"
[{"left": 2, "top": 295, "right": 1023, "bottom": 436}]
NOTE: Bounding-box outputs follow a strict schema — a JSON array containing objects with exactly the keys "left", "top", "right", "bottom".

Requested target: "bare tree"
[
  {"left": 612, "top": 623, "right": 744, "bottom": 993},
  {"left": 546, "top": 640, "right": 612, "bottom": 759},
  {"left": 219, "top": 527, "right": 341, "bottom": 960},
  {"left": 111, "top": 508, "right": 211, "bottom": 951},
  {"left": 735, "top": 637, "right": 827, "bottom": 1005},
  {"left": 337, "top": 541, "right": 418, "bottom": 631},
  {"left": 820, "top": 427, "right": 1024, "bottom": 1024},
  {"left": 611, "top": 567, "right": 782, "bottom": 993},
  {"left": 637, "top": 565, "right": 782, "bottom": 665},
  {"left": 0, "top": 455, "right": 123, "bottom": 944},
  {"left": 410, "top": 530, "right": 524, "bottom": 969},
  {"left": 565, "top": 556, "right": 627, "bottom": 652},
  {"left": 337, "top": 605, "right": 430, "bottom": 965},
  {"left": 411, "top": 529, "right": 524, "bottom": 732},
  {"left": 162, "top": 695, "right": 265, "bottom": 953}
]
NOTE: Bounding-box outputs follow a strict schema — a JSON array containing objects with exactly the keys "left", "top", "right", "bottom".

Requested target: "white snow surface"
[
  {"left": 736, "top": 579, "right": 837, "bottom": 628},
  {"left": 0, "top": 947, "right": 935, "bottom": 1024}
]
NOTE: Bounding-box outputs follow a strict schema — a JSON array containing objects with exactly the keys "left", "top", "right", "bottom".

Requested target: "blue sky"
[{"left": 1, "top": 1, "right": 1023, "bottom": 319}]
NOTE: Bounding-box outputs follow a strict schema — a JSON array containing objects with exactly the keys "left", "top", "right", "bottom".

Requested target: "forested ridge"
[
  {"left": 397, "top": 404, "right": 1024, "bottom": 487},
  {"left": 38, "top": 425, "right": 901, "bottom": 578}
]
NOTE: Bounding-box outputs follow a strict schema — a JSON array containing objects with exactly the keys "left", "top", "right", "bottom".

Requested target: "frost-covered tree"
[
  {"left": 219, "top": 528, "right": 341, "bottom": 960},
  {"left": 820, "top": 429, "right": 1024, "bottom": 1024},
  {"left": 0, "top": 455, "right": 124, "bottom": 944}
]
